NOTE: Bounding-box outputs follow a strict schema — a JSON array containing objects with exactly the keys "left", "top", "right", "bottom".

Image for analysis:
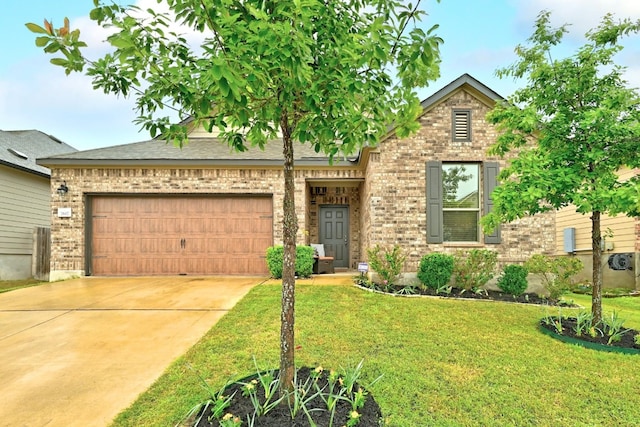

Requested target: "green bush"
[
  {"left": 497, "top": 264, "right": 529, "bottom": 296},
  {"left": 265, "top": 245, "right": 315, "bottom": 279},
  {"left": 453, "top": 249, "right": 498, "bottom": 291},
  {"left": 366, "top": 244, "right": 406, "bottom": 291},
  {"left": 524, "top": 254, "right": 583, "bottom": 300},
  {"left": 417, "top": 253, "right": 455, "bottom": 290}
]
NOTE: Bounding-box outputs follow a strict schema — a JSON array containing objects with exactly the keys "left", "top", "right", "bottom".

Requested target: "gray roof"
[
  {"left": 37, "top": 74, "right": 503, "bottom": 168},
  {"left": 37, "top": 136, "right": 352, "bottom": 167},
  {"left": 0, "top": 130, "right": 77, "bottom": 177},
  {"left": 420, "top": 73, "right": 504, "bottom": 111}
]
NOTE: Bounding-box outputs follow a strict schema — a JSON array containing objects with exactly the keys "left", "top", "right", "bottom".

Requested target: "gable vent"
[
  {"left": 7, "top": 148, "right": 28, "bottom": 160},
  {"left": 452, "top": 109, "right": 471, "bottom": 141}
]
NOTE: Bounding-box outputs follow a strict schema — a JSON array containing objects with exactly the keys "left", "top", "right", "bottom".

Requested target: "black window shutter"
[
  {"left": 426, "top": 161, "right": 443, "bottom": 243},
  {"left": 483, "top": 162, "right": 501, "bottom": 244}
]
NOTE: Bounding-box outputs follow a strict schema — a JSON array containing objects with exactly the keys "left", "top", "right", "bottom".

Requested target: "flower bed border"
[
  {"left": 538, "top": 324, "right": 640, "bottom": 355},
  {"left": 354, "top": 284, "right": 576, "bottom": 307}
]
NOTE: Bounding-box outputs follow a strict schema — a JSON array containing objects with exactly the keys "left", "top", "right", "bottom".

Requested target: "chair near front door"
[
  {"left": 319, "top": 205, "right": 349, "bottom": 268},
  {"left": 310, "top": 243, "right": 334, "bottom": 274}
]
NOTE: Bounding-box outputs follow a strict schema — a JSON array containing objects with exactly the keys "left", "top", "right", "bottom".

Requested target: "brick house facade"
[
  {"left": 39, "top": 74, "right": 555, "bottom": 280},
  {"left": 360, "top": 79, "right": 555, "bottom": 273}
]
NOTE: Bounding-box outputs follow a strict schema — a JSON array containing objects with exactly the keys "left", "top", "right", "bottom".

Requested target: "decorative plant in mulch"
[
  {"left": 355, "top": 278, "right": 574, "bottom": 306},
  {"left": 539, "top": 309, "right": 640, "bottom": 353},
  {"left": 183, "top": 360, "right": 383, "bottom": 427},
  {"left": 357, "top": 250, "right": 579, "bottom": 307}
]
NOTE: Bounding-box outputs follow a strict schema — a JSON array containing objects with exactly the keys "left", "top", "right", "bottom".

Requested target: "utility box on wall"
[{"left": 563, "top": 227, "right": 576, "bottom": 253}]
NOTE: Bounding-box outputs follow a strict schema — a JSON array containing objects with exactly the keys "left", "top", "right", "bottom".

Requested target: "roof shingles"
[
  {"left": 37, "top": 136, "right": 345, "bottom": 167},
  {"left": 0, "top": 130, "right": 77, "bottom": 177}
]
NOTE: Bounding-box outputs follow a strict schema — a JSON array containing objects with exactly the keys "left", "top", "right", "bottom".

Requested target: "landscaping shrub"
[
  {"left": 497, "top": 264, "right": 529, "bottom": 296},
  {"left": 453, "top": 249, "right": 498, "bottom": 291},
  {"left": 417, "top": 252, "right": 455, "bottom": 290},
  {"left": 524, "top": 254, "right": 583, "bottom": 300},
  {"left": 367, "top": 244, "right": 406, "bottom": 290},
  {"left": 266, "top": 245, "right": 315, "bottom": 278}
]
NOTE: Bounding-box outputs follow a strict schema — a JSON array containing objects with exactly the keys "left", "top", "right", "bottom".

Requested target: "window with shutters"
[
  {"left": 442, "top": 163, "right": 479, "bottom": 241},
  {"left": 426, "top": 161, "right": 501, "bottom": 244},
  {"left": 452, "top": 109, "right": 471, "bottom": 142}
]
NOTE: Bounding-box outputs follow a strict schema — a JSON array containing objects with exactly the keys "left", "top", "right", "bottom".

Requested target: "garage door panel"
[
  {"left": 91, "top": 196, "right": 272, "bottom": 276},
  {"left": 93, "top": 218, "right": 114, "bottom": 233},
  {"left": 160, "top": 258, "right": 181, "bottom": 274},
  {"left": 92, "top": 237, "right": 113, "bottom": 252},
  {"left": 114, "top": 219, "right": 136, "bottom": 234},
  {"left": 140, "top": 238, "right": 160, "bottom": 254},
  {"left": 184, "top": 219, "right": 205, "bottom": 234},
  {"left": 184, "top": 238, "right": 206, "bottom": 254},
  {"left": 114, "top": 239, "right": 137, "bottom": 254},
  {"left": 205, "top": 238, "right": 227, "bottom": 254},
  {"left": 253, "top": 238, "right": 273, "bottom": 252},
  {"left": 252, "top": 219, "right": 272, "bottom": 234}
]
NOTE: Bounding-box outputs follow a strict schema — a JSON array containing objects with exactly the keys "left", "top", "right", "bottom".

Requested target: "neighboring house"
[
  {"left": 555, "top": 167, "right": 640, "bottom": 290},
  {"left": 38, "top": 74, "right": 555, "bottom": 281},
  {"left": 0, "top": 130, "right": 77, "bottom": 280}
]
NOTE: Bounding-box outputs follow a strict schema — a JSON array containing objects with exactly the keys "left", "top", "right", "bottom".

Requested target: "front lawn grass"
[
  {"left": 0, "top": 278, "right": 45, "bottom": 293},
  {"left": 112, "top": 285, "right": 640, "bottom": 427},
  {"left": 568, "top": 292, "right": 640, "bottom": 327}
]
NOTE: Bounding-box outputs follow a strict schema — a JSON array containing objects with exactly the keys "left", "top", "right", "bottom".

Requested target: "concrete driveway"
[{"left": 0, "top": 276, "right": 261, "bottom": 427}]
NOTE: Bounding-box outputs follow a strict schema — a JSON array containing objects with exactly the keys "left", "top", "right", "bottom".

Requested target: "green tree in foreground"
[
  {"left": 482, "top": 11, "right": 640, "bottom": 322},
  {"left": 28, "top": 0, "right": 442, "bottom": 394}
]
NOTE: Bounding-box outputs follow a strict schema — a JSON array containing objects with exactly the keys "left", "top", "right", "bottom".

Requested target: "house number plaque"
[{"left": 58, "top": 207, "right": 72, "bottom": 218}]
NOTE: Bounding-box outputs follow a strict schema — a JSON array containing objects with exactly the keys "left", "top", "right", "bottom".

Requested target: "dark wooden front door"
[{"left": 319, "top": 205, "right": 349, "bottom": 268}]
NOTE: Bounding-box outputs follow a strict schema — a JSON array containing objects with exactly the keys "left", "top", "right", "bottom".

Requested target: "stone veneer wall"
[
  {"left": 363, "top": 89, "right": 556, "bottom": 272},
  {"left": 49, "top": 166, "right": 365, "bottom": 279}
]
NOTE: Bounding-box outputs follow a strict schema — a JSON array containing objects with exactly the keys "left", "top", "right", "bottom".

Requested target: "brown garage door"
[{"left": 90, "top": 196, "right": 273, "bottom": 276}]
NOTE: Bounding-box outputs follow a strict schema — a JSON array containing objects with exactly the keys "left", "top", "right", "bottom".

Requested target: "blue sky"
[{"left": 1, "top": 0, "right": 639, "bottom": 151}]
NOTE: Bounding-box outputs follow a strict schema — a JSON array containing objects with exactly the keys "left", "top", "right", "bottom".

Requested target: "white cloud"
[
  {"left": 515, "top": 0, "right": 640, "bottom": 39},
  {"left": 0, "top": 53, "right": 141, "bottom": 149},
  {"left": 509, "top": 0, "right": 640, "bottom": 91},
  {"left": 69, "top": 0, "right": 206, "bottom": 62},
  {"left": 0, "top": 0, "right": 209, "bottom": 150}
]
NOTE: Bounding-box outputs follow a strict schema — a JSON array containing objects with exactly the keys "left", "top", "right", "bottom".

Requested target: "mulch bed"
[
  {"left": 357, "top": 283, "right": 574, "bottom": 306},
  {"left": 193, "top": 367, "right": 382, "bottom": 427},
  {"left": 539, "top": 317, "right": 640, "bottom": 351}
]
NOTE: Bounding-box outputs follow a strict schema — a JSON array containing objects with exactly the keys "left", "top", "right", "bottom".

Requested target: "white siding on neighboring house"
[{"left": 0, "top": 165, "right": 51, "bottom": 256}]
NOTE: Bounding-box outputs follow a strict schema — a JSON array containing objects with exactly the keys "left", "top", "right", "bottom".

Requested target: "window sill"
[{"left": 443, "top": 242, "right": 484, "bottom": 248}]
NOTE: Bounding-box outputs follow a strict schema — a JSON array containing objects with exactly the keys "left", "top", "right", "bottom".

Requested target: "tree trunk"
[
  {"left": 591, "top": 210, "right": 603, "bottom": 323},
  {"left": 279, "top": 112, "right": 297, "bottom": 398}
]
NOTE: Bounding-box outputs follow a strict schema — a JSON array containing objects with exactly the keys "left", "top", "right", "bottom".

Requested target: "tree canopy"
[
  {"left": 28, "top": 0, "right": 443, "bottom": 393},
  {"left": 29, "top": 0, "right": 442, "bottom": 154},
  {"left": 482, "top": 11, "right": 640, "bottom": 321}
]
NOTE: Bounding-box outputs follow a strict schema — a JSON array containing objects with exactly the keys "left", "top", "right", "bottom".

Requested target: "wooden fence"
[{"left": 32, "top": 227, "right": 51, "bottom": 281}]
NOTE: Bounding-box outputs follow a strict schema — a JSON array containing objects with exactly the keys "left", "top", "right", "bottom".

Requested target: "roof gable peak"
[{"left": 420, "top": 73, "right": 505, "bottom": 112}]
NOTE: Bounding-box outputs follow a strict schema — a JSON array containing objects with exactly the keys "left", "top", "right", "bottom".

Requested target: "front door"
[{"left": 319, "top": 205, "right": 349, "bottom": 268}]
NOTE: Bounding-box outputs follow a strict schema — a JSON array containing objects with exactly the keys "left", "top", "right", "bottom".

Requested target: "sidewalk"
[{"left": 262, "top": 272, "right": 356, "bottom": 286}]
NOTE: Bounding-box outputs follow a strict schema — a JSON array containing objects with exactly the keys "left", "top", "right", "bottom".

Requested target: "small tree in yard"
[
  {"left": 367, "top": 244, "right": 407, "bottom": 291},
  {"left": 28, "top": 0, "right": 443, "bottom": 395},
  {"left": 524, "top": 254, "right": 583, "bottom": 300},
  {"left": 482, "top": 11, "right": 640, "bottom": 323}
]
